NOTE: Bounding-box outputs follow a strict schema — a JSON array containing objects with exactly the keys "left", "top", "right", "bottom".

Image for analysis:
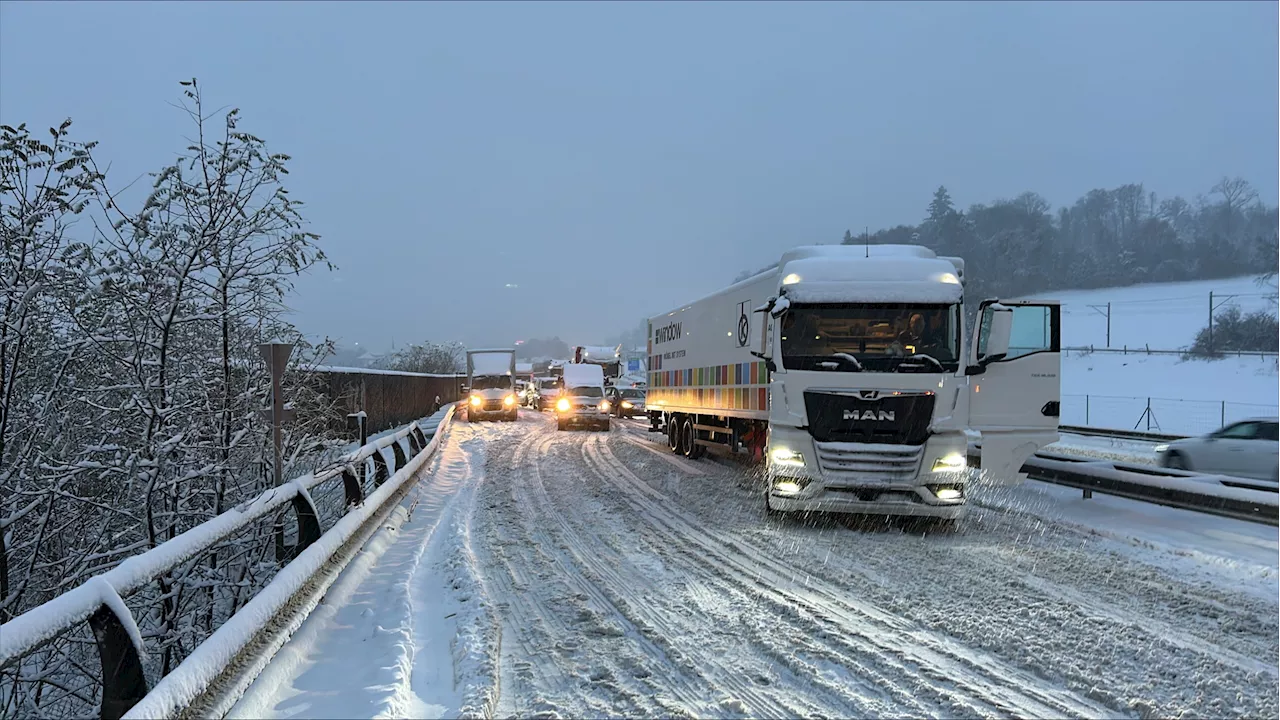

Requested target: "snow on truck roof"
[{"left": 780, "top": 255, "right": 964, "bottom": 304}]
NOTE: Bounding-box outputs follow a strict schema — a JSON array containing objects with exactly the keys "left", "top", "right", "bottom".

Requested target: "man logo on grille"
[{"left": 736, "top": 301, "right": 750, "bottom": 347}]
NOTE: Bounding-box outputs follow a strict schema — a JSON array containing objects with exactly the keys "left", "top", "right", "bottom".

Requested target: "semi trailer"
[
  {"left": 645, "top": 244, "right": 1061, "bottom": 519},
  {"left": 466, "top": 348, "right": 519, "bottom": 422}
]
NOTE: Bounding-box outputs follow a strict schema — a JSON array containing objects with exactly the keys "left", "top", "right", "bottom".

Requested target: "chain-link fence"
[{"left": 1061, "top": 393, "right": 1277, "bottom": 436}]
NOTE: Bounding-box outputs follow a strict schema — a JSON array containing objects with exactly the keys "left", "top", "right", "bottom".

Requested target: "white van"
[{"left": 556, "top": 363, "right": 611, "bottom": 431}]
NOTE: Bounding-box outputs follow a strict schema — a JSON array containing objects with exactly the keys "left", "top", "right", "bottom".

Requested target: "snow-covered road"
[{"left": 229, "top": 411, "right": 1278, "bottom": 719}]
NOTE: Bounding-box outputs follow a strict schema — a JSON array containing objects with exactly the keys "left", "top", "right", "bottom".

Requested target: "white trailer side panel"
[{"left": 647, "top": 272, "right": 776, "bottom": 421}]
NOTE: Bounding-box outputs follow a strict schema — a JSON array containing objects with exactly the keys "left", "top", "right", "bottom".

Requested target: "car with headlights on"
[
  {"left": 1155, "top": 417, "right": 1279, "bottom": 483},
  {"left": 555, "top": 363, "right": 611, "bottom": 431},
  {"left": 606, "top": 387, "right": 647, "bottom": 418}
]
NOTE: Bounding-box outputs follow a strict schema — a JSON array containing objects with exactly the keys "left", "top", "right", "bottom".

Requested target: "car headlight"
[
  {"left": 621, "top": 401, "right": 634, "bottom": 409},
  {"left": 600, "top": 401, "right": 611, "bottom": 412},
  {"left": 769, "top": 447, "right": 805, "bottom": 468},
  {"left": 504, "top": 394, "right": 516, "bottom": 406},
  {"left": 1153, "top": 444, "right": 1169, "bottom": 454},
  {"left": 931, "top": 452, "right": 967, "bottom": 472},
  {"left": 556, "top": 398, "right": 571, "bottom": 412},
  {"left": 469, "top": 396, "right": 481, "bottom": 407}
]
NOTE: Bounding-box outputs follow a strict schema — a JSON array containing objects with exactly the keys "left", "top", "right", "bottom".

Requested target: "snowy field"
[
  {"left": 1017, "top": 275, "right": 1279, "bottom": 435},
  {"left": 229, "top": 412, "right": 1278, "bottom": 720}
]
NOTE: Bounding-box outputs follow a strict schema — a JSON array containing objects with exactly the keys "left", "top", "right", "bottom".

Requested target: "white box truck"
[
  {"left": 555, "top": 362, "right": 611, "bottom": 431},
  {"left": 645, "top": 244, "right": 1061, "bottom": 519},
  {"left": 466, "top": 348, "right": 519, "bottom": 422}
]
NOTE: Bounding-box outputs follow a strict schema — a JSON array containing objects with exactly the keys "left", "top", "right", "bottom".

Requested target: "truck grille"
[
  {"left": 804, "top": 391, "right": 934, "bottom": 445},
  {"left": 814, "top": 442, "right": 925, "bottom": 486}
]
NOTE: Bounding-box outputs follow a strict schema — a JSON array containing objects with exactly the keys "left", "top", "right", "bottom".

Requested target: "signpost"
[{"left": 258, "top": 343, "right": 295, "bottom": 486}]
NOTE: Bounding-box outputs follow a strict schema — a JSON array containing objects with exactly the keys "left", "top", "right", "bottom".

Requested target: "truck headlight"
[
  {"left": 622, "top": 401, "right": 634, "bottom": 409},
  {"left": 769, "top": 447, "right": 805, "bottom": 468},
  {"left": 504, "top": 394, "right": 516, "bottom": 407},
  {"left": 1153, "top": 444, "right": 1169, "bottom": 454},
  {"left": 556, "top": 398, "right": 571, "bottom": 412},
  {"left": 600, "top": 401, "right": 611, "bottom": 412},
  {"left": 469, "top": 396, "right": 482, "bottom": 407},
  {"left": 931, "top": 453, "right": 967, "bottom": 472}
]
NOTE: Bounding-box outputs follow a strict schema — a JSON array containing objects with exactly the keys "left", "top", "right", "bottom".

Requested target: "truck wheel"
[
  {"left": 667, "top": 417, "right": 680, "bottom": 453},
  {"left": 680, "top": 418, "right": 695, "bottom": 458}
]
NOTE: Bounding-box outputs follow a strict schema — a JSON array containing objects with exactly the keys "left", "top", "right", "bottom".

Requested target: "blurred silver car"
[{"left": 1155, "top": 417, "right": 1279, "bottom": 482}]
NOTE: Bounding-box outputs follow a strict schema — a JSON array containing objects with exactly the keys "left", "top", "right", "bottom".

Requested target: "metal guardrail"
[
  {"left": 1058, "top": 424, "right": 1188, "bottom": 443},
  {"left": 969, "top": 445, "right": 1278, "bottom": 525},
  {"left": 0, "top": 407, "right": 454, "bottom": 720}
]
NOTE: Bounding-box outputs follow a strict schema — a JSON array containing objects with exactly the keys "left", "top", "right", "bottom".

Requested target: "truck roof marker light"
[
  {"left": 782, "top": 273, "right": 802, "bottom": 285},
  {"left": 936, "top": 272, "right": 961, "bottom": 284}
]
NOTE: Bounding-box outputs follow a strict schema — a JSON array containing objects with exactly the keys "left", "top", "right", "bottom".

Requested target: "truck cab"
[{"left": 758, "top": 247, "right": 1060, "bottom": 519}]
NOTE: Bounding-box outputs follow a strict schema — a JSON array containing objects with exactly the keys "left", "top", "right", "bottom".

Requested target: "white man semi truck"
[
  {"left": 466, "top": 348, "right": 519, "bottom": 422},
  {"left": 645, "top": 244, "right": 1061, "bottom": 519}
]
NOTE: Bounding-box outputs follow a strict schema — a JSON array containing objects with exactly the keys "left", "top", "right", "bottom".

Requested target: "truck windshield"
[
  {"left": 779, "top": 303, "right": 961, "bottom": 372},
  {"left": 569, "top": 386, "right": 603, "bottom": 398},
  {"left": 539, "top": 380, "right": 559, "bottom": 389},
  {"left": 471, "top": 376, "right": 512, "bottom": 390}
]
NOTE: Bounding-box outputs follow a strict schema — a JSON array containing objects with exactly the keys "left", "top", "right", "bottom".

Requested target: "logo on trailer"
[
  {"left": 654, "top": 322, "right": 682, "bottom": 345},
  {"left": 843, "top": 409, "right": 896, "bottom": 422},
  {"left": 736, "top": 301, "right": 751, "bottom": 348}
]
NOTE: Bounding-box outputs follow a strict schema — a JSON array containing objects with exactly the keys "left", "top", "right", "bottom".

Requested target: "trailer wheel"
[
  {"left": 680, "top": 418, "right": 699, "bottom": 459},
  {"left": 667, "top": 416, "right": 680, "bottom": 452}
]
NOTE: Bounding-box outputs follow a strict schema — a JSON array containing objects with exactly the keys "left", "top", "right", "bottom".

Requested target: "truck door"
[{"left": 967, "top": 300, "right": 1062, "bottom": 485}]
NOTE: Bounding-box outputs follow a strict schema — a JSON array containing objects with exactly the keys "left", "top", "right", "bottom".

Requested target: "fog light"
[
  {"left": 774, "top": 481, "right": 803, "bottom": 495},
  {"left": 1153, "top": 444, "right": 1169, "bottom": 454},
  {"left": 769, "top": 447, "right": 805, "bottom": 468},
  {"left": 932, "top": 452, "right": 967, "bottom": 472},
  {"left": 935, "top": 487, "right": 963, "bottom": 501}
]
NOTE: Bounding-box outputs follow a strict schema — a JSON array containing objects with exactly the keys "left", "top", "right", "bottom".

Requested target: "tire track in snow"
[
  {"left": 583, "top": 435, "right": 1122, "bottom": 719},
  {"left": 523, "top": 426, "right": 833, "bottom": 719}
]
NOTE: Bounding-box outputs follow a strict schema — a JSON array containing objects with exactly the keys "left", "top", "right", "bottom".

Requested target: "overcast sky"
[{"left": 2, "top": 1, "right": 1275, "bottom": 352}]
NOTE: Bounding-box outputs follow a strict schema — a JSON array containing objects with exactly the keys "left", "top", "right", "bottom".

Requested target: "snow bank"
[{"left": 122, "top": 408, "right": 457, "bottom": 720}]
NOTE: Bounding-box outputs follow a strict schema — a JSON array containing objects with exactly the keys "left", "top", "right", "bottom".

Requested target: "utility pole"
[
  {"left": 1087, "top": 302, "right": 1111, "bottom": 347},
  {"left": 1208, "top": 291, "right": 1238, "bottom": 354},
  {"left": 258, "top": 343, "right": 295, "bottom": 486}
]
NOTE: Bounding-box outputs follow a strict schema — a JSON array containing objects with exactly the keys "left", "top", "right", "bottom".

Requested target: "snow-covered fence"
[
  {"left": 0, "top": 407, "right": 455, "bottom": 720},
  {"left": 1062, "top": 394, "right": 1275, "bottom": 436}
]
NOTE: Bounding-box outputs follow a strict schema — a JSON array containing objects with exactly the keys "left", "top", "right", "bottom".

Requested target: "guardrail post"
[
  {"left": 275, "top": 493, "right": 323, "bottom": 562},
  {"left": 1085, "top": 395, "right": 1090, "bottom": 425},
  {"left": 1221, "top": 401, "right": 1226, "bottom": 428},
  {"left": 342, "top": 466, "right": 363, "bottom": 508},
  {"left": 371, "top": 450, "right": 390, "bottom": 487},
  {"left": 88, "top": 604, "right": 148, "bottom": 720},
  {"left": 407, "top": 430, "right": 422, "bottom": 456},
  {"left": 391, "top": 439, "right": 409, "bottom": 471},
  {"left": 411, "top": 424, "right": 428, "bottom": 449}
]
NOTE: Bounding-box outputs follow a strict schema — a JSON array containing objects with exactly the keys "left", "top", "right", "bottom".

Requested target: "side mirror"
[{"left": 750, "top": 351, "right": 777, "bottom": 374}]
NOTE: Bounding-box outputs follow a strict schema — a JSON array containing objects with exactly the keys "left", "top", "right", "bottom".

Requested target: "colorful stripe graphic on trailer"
[{"left": 646, "top": 361, "right": 770, "bottom": 411}]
